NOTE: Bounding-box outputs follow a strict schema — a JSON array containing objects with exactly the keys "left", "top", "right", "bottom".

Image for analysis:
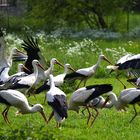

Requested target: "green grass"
[
  {"left": 3, "top": 37, "right": 140, "bottom": 139},
  {"left": 0, "top": 78, "right": 139, "bottom": 140}
]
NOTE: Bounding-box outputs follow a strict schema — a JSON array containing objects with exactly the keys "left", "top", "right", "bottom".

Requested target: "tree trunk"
[{"left": 96, "top": 13, "right": 108, "bottom": 29}]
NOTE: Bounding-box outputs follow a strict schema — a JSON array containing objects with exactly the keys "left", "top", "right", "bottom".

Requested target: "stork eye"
[{"left": 40, "top": 107, "right": 43, "bottom": 111}]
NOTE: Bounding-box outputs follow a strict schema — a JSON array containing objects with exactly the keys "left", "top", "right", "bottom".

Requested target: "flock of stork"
[{"left": 0, "top": 30, "right": 140, "bottom": 128}]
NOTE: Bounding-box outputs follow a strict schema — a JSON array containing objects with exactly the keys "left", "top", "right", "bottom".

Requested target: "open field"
[{"left": 1, "top": 35, "right": 140, "bottom": 139}]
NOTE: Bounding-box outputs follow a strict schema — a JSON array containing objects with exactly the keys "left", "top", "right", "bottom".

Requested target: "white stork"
[
  {"left": 0, "top": 89, "right": 47, "bottom": 124},
  {"left": 46, "top": 74, "right": 68, "bottom": 128},
  {"left": 0, "top": 31, "right": 27, "bottom": 84},
  {"left": 103, "top": 88, "right": 140, "bottom": 123},
  {"left": 35, "top": 63, "right": 75, "bottom": 94},
  {"left": 9, "top": 60, "right": 45, "bottom": 94},
  {"left": 44, "top": 58, "right": 64, "bottom": 78},
  {"left": 8, "top": 64, "right": 30, "bottom": 80},
  {"left": 65, "top": 54, "right": 112, "bottom": 88},
  {"left": 107, "top": 54, "right": 140, "bottom": 88},
  {"left": 81, "top": 96, "right": 113, "bottom": 115},
  {"left": 68, "top": 84, "right": 113, "bottom": 127}
]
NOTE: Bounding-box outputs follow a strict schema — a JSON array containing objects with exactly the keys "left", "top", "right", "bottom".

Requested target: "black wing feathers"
[
  {"left": 35, "top": 81, "right": 50, "bottom": 94},
  {"left": 48, "top": 95, "right": 68, "bottom": 119},
  {"left": 85, "top": 84, "right": 113, "bottom": 103},
  {"left": 21, "top": 36, "right": 40, "bottom": 74},
  {"left": 64, "top": 72, "right": 87, "bottom": 80},
  {"left": 117, "top": 59, "right": 140, "bottom": 70}
]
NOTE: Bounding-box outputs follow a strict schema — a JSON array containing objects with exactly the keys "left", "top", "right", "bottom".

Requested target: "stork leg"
[
  {"left": 76, "top": 79, "right": 83, "bottom": 89},
  {"left": 2, "top": 107, "right": 8, "bottom": 123},
  {"left": 81, "top": 107, "right": 86, "bottom": 116},
  {"left": 48, "top": 111, "right": 54, "bottom": 123},
  {"left": 56, "top": 122, "right": 61, "bottom": 128},
  {"left": 130, "top": 105, "right": 137, "bottom": 123},
  {"left": 83, "top": 79, "right": 87, "bottom": 87},
  {"left": 5, "top": 106, "right": 10, "bottom": 124},
  {"left": 86, "top": 106, "right": 91, "bottom": 125},
  {"left": 116, "top": 74, "right": 126, "bottom": 89},
  {"left": 43, "top": 94, "right": 46, "bottom": 105},
  {"left": 2, "top": 106, "right": 10, "bottom": 124},
  {"left": 90, "top": 108, "right": 99, "bottom": 127}
]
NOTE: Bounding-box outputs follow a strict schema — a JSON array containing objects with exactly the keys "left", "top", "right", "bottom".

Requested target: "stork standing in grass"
[
  {"left": 81, "top": 96, "right": 113, "bottom": 115},
  {"left": 107, "top": 54, "right": 140, "bottom": 88},
  {"left": 0, "top": 89, "right": 47, "bottom": 124},
  {"left": 68, "top": 84, "right": 113, "bottom": 127},
  {"left": 46, "top": 74, "right": 68, "bottom": 128},
  {"left": 35, "top": 63, "right": 75, "bottom": 94},
  {"left": 103, "top": 88, "right": 140, "bottom": 123},
  {"left": 44, "top": 58, "right": 64, "bottom": 79},
  {"left": 65, "top": 55, "right": 112, "bottom": 88}
]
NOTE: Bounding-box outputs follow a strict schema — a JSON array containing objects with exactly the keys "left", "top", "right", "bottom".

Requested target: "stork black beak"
[
  {"left": 102, "top": 96, "right": 110, "bottom": 108},
  {"left": 39, "top": 110, "right": 48, "bottom": 124}
]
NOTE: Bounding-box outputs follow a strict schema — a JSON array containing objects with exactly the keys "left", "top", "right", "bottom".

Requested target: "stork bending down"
[{"left": 68, "top": 84, "right": 113, "bottom": 127}]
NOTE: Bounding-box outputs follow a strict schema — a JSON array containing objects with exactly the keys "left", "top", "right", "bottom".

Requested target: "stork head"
[
  {"left": 12, "top": 47, "right": 27, "bottom": 61},
  {"left": 32, "top": 59, "right": 45, "bottom": 70},
  {"left": 64, "top": 63, "right": 76, "bottom": 72},
  {"left": 32, "top": 104, "right": 48, "bottom": 123},
  {"left": 51, "top": 58, "right": 64, "bottom": 68},
  {"left": 12, "top": 47, "right": 24, "bottom": 55},
  {"left": 18, "top": 63, "right": 30, "bottom": 73},
  {"left": 99, "top": 55, "right": 112, "bottom": 64}
]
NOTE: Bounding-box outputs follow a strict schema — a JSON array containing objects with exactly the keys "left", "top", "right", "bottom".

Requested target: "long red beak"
[
  {"left": 69, "top": 66, "right": 76, "bottom": 72},
  {"left": 104, "top": 57, "right": 113, "bottom": 65},
  {"left": 37, "top": 63, "right": 45, "bottom": 70},
  {"left": 56, "top": 61, "right": 64, "bottom": 68},
  {"left": 22, "top": 65, "right": 31, "bottom": 73},
  {"left": 40, "top": 110, "right": 48, "bottom": 124}
]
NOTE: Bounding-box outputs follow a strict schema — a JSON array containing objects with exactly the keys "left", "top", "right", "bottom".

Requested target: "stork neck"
[
  {"left": 0, "top": 37, "right": 6, "bottom": 59},
  {"left": 33, "top": 64, "right": 39, "bottom": 85},
  {"left": 49, "top": 75, "right": 55, "bottom": 88},
  {"left": 93, "top": 56, "right": 102, "bottom": 70},
  {"left": 0, "top": 37, "right": 8, "bottom": 66},
  {"left": 7, "top": 52, "right": 13, "bottom": 67},
  {"left": 64, "top": 66, "right": 69, "bottom": 74},
  {"left": 108, "top": 92, "right": 119, "bottom": 109},
  {"left": 50, "top": 61, "right": 54, "bottom": 72}
]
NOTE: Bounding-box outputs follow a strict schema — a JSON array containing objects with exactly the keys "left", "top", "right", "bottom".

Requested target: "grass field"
[{"left": 1, "top": 35, "right": 140, "bottom": 139}]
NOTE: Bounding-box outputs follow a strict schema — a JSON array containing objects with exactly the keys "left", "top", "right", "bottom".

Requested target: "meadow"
[{"left": 1, "top": 32, "right": 140, "bottom": 140}]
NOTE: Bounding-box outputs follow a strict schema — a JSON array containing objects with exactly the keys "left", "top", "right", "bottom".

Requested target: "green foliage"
[{"left": 3, "top": 0, "right": 138, "bottom": 32}]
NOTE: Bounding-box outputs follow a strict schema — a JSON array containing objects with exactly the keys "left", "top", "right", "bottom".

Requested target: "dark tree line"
[{"left": 1, "top": 0, "right": 139, "bottom": 32}]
